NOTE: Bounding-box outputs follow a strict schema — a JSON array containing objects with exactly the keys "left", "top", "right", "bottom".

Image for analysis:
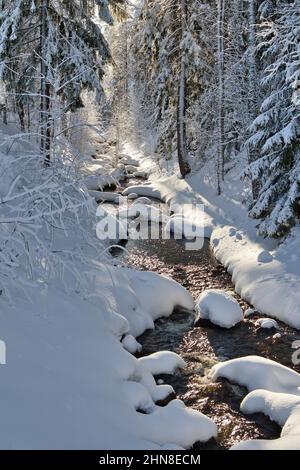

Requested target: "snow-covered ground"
[{"left": 0, "top": 263, "right": 219, "bottom": 449}]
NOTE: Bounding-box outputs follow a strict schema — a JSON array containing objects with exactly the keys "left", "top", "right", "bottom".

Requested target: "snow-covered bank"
[
  {"left": 0, "top": 125, "right": 217, "bottom": 449},
  {"left": 123, "top": 168, "right": 300, "bottom": 329},
  {"left": 212, "top": 226, "right": 300, "bottom": 329},
  {"left": 210, "top": 356, "right": 300, "bottom": 449},
  {"left": 0, "top": 263, "right": 217, "bottom": 449}
]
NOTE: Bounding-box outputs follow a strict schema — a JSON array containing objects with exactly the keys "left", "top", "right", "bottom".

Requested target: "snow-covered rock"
[
  {"left": 196, "top": 289, "right": 243, "bottom": 328},
  {"left": 210, "top": 356, "right": 300, "bottom": 395},
  {"left": 127, "top": 193, "right": 138, "bottom": 200},
  {"left": 90, "top": 190, "right": 125, "bottom": 204},
  {"left": 122, "top": 335, "right": 142, "bottom": 354},
  {"left": 132, "top": 197, "right": 153, "bottom": 205},
  {"left": 255, "top": 318, "right": 279, "bottom": 330},
  {"left": 240, "top": 390, "right": 300, "bottom": 427},
  {"left": 84, "top": 174, "right": 117, "bottom": 191},
  {"left": 138, "top": 351, "right": 186, "bottom": 375},
  {"left": 143, "top": 400, "right": 218, "bottom": 446},
  {"left": 123, "top": 184, "right": 162, "bottom": 200},
  {"left": 244, "top": 308, "right": 256, "bottom": 318}
]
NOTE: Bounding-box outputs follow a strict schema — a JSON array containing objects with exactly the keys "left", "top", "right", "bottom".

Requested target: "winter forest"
[{"left": 0, "top": 0, "right": 300, "bottom": 455}]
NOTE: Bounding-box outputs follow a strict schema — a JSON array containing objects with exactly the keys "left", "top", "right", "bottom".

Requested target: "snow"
[
  {"left": 83, "top": 174, "right": 117, "bottom": 191},
  {"left": 212, "top": 225, "right": 300, "bottom": 329},
  {"left": 210, "top": 356, "right": 300, "bottom": 395},
  {"left": 123, "top": 184, "right": 162, "bottom": 200},
  {"left": 89, "top": 190, "right": 125, "bottom": 204},
  {"left": 196, "top": 289, "right": 243, "bottom": 328},
  {"left": 138, "top": 351, "right": 186, "bottom": 375},
  {"left": 125, "top": 269, "right": 195, "bottom": 324},
  {"left": 241, "top": 390, "right": 300, "bottom": 427},
  {"left": 127, "top": 193, "right": 138, "bottom": 199},
  {"left": 0, "top": 261, "right": 214, "bottom": 450},
  {"left": 141, "top": 399, "right": 217, "bottom": 447},
  {"left": 257, "top": 250, "right": 274, "bottom": 263},
  {"left": 244, "top": 308, "right": 256, "bottom": 318},
  {"left": 132, "top": 197, "right": 153, "bottom": 205},
  {"left": 0, "top": 129, "right": 216, "bottom": 450},
  {"left": 122, "top": 164, "right": 300, "bottom": 330},
  {"left": 255, "top": 318, "right": 279, "bottom": 330},
  {"left": 121, "top": 150, "right": 300, "bottom": 329},
  {"left": 210, "top": 355, "right": 300, "bottom": 449},
  {"left": 122, "top": 335, "right": 142, "bottom": 354}
]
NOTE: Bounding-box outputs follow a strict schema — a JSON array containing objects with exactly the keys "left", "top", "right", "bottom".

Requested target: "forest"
[{"left": 0, "top": 0, "right": 299, "bottom": 456}]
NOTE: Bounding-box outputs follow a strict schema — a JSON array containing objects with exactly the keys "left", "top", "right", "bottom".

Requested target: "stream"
[{"left": 103, "top": 179, "right": 300, "bottom": 450}]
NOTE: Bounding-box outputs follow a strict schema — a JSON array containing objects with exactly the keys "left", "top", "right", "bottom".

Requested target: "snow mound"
[
  {"left": 90, "top": 190, "right": 125, "bottom": 204},
  {"left": 125, "top": 269, "right": 195, "bottom": 322},
  {"left": 196, "top": 289, "right": 243, "bottom": 328},
  {"left": 210, "top": 355, "right": 300, "bottom": 395},
  {"left": 83, "top": 174, "right": 117, "bottom": 191},
  {"left": 127, "top": 193, "right": 138, "bottom": 200},
  {"left": 244, "top": 308, "right": 256, "bottom": 318},
  {"left": 123, "top": 185, "right": 162, "bottom": 200},
  {"left": 255, "top": 318, "right": 279, "bottom": 330},
  {"left": 138, "top": 351, "right": 186, "bottom": 375},
  {"left": 241, "top": 390, "right": 300, "bottom": 427},
  {"left": 145, "top": 400, "right": 218, "bottom": 447},
  {"left": 132, "top": 197, "right": 153, "bottom": 205},
  {"left": 122, "top": 335, "right": 142, "bottom": 354}
]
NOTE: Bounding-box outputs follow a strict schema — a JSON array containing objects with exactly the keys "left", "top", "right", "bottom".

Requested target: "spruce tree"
[{"left": 246, "top": 0, "right": 300, "bottom": 237}]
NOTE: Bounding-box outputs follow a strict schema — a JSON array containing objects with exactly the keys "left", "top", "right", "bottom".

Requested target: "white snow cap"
[
  {"left": 255, "top": 318, "right": 279, "bottom": 330},
  {"left": 138, "top": 351, "right": 186, "bottom": 375},
  {"left": 122, "top": 335, "right": 142, "bottom": 354},
  {"left": 196, "top": 289, "right": 243, "bottom": 328}
]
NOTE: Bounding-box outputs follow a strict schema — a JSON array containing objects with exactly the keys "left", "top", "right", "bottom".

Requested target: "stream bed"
[{"left": 106, "top": 185, "right": 300, "bottom": 450}]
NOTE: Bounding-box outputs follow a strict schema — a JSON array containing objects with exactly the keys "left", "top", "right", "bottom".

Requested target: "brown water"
[{"left": 108, "top": 191, "right": 300, "bottom": 450}]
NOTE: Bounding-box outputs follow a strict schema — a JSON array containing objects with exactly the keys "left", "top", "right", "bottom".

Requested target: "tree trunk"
[
  {"left": 17, "top": 101, "right": 25, "bottom": 131},
  {"left": 40, "top": 0, "right": 51, "bottom": 165},
  {"left": 177, "top": 0, "right": 191, "bottom": 178},
  {"left": 248, "top": 0, "right": 260, "bottom": 199},
  {"left": 217, "top": 0, "right": 225, "bottom": 195}
]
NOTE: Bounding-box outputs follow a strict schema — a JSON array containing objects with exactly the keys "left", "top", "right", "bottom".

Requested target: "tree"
[
  {"left": 177, "top": 0, "right": 191, "bottom": 178},
  {"left": 0, "top": 0, "right": 127, "bottom": 162},
  {"left": 246, "top": 0, "right": 300, "bottom": 237},
  {"left": 217, "top": 0, "right": 225, "bottom": 194}
]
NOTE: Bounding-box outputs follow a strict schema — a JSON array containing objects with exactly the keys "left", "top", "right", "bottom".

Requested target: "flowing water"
[{"left": 105, "top": 183, "right": 300, "bottom": 450}]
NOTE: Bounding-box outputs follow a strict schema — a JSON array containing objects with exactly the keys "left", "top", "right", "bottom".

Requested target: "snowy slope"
[{"left": 0, "top": 264, "right": 217, "bottom": 449}]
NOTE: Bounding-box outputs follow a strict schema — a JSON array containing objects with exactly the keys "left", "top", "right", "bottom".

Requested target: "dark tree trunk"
[
  {"left": 217, "top": 0, "right": 225, "bottom": 195},
  {"left": 177, "top": 0, "right": 191, "bottom": 178},
  {"left": 40, "top": 0, "right": 51, "bottom": 165}
]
